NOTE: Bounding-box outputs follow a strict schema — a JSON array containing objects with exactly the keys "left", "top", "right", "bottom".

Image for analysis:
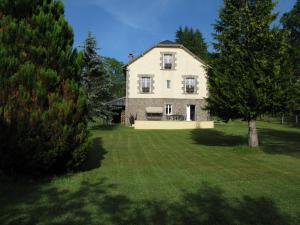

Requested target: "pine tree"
[
  {"left": 81, "top": 32, "right": 113, "bottom": 122},
  {"left": 207, "top": 0, "right": 290, "bottom": 147},
  {"left": 175, "top": 26, "right": 209, "bottom": 61},
  {"left": 0, "top": 0, "right": 89, "bottom": 175}
]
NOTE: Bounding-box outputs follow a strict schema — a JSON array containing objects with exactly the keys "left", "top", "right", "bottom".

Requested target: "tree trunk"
[
  {"left": 296, "top": 115, "right": 298, "bottom": 124},
  {"left": 248, "top": 119, "right": 259, "bottom": 147}
]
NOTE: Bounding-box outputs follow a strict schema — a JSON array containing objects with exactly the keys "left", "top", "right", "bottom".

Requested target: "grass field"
[{"left": 1, "top": 121, "right": 299, "bottom": 225}]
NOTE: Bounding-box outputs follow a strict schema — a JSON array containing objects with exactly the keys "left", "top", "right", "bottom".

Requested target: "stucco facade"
[{"left": 124, "top": 41, "right": 210, "bottom": 125}]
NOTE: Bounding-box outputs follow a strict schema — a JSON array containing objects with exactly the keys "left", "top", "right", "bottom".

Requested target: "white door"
[{"left": 186, "top": 105, "right": 191, "bottom": 121}]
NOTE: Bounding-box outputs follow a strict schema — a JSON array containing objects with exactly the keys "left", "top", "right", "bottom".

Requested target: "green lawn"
[{"left": 1, "top": 121, "right": 299, "bottom": 225}]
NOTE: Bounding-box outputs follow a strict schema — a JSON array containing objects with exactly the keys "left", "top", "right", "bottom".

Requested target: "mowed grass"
[{"left": 1, "top": 121, "right": 300, "bottom": 225}]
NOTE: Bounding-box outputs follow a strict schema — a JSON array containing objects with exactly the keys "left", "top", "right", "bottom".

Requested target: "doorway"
[{"left": 186, "top": 105, "right": 196, "bottom": 121}]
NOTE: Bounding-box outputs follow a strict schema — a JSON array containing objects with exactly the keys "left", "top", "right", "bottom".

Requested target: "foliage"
[
  {"left": 281, "top": 0, "right": 300, "bottom": 78},
  {"left": 103, "top": 57, "right": 125, "bottom": 98},
  {"left": 281, "top": 0, "right": 300, "bottom": 113},
  {"left": 207, "top": 0, "right": 291, "bottom": 146},
  {"left": 0, "top": 0, "right": 89, "bottom": 175},
  {"left": 175, "top": 26, "right": 209, "bottom": 61},
  {"left": 81, "top": 32, "right": 113, "bottom": 121}
]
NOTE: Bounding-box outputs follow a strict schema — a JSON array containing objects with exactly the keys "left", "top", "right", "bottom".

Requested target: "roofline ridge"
[{"left": 124, "top": 42, "right": 209, "bottom": 68}]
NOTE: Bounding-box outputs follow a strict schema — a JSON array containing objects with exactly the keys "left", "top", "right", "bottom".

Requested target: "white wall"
[{"left": 127, "top": 47, "right": 208, "bottom": 99}]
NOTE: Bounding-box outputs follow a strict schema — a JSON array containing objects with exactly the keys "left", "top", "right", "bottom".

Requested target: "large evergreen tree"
[
  {"left": 175, "top": 26, "right": 209, "bottom": 61},
  {"left": 207, "top": 0, "right": 290, "bottom": 147},
  {"left": 81, "top": 32, "right": 113, "bottom": 121},
  {"left": 281, "top": 0, "right": 300, "bottom": 120},
  {"left": 0, "top": 0, "right": 89, "bottom": 175}
]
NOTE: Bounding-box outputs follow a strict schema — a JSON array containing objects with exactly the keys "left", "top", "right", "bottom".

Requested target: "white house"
[{"left": 124, "top": 40, "right": 213, "bottom": 129}]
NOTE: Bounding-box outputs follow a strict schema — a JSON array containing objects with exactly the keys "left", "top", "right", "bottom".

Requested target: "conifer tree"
[
  {"left": 207, "top": 0, "right": 290, "bottom": 147},
  {"left": 81, "top": 32, "right": 113, "bottom": 122},
  {"left": 0, "top": 0, "right": 89, "bottom": 174},
  {"left": 175, "top": 26, "right": 209, "bottom": 61}
]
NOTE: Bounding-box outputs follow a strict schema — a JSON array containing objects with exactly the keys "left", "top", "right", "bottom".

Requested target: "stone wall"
[{"left": 125, "top": 98, "right": 209, "bottom": 125}]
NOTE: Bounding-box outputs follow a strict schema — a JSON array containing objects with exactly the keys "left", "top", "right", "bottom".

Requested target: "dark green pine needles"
[
  {"left": 0, "top": 0, "right": 89, "bottom": 175},
  {"left": 81, "top": 32, "right": 113, "bottom": 122},
  {"left": 176, "top": 26, "right": 209, "bottom": 62}
]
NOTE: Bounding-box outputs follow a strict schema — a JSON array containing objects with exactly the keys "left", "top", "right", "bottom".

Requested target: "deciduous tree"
[
  {"left": 281, "top": 0, "right": 300, "bottom": 122},
  {"left": 103, "top": 57, "right": 125, "bottom": 98}
]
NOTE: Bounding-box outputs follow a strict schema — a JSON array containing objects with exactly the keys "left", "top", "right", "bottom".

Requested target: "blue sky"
[{"left": 63, "top": 0, "right": 296, "bottom": 63}]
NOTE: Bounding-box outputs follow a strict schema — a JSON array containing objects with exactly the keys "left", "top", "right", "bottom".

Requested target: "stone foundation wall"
[{"left": 125, "top": 98, "right": 209, "bottom": 125}]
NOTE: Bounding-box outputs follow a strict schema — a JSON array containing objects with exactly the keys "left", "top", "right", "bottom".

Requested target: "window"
[
  {"left": 141, "top": 77, "right": 151, "bottom": 93},
  {"left": 185, "top": 78, "right": 195, "bottom": 94},
  {"left": 165, "top": 104, "right": 172, "bottom": 115},
  {"left": 138, "top": 75, "right": 154, "bottom": 94},
  {"left": 163, "top": 53, "right": 173, "bottom": 69},
  {"left": 167, "top": 80, "right": 171, "bottom": 88}
]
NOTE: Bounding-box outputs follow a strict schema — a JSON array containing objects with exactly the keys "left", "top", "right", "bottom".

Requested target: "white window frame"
[
  {"left": 185, "top": 78, "right": 195, "bottom": 94},
  {"left": 163, "top": 53, "right": 173, "bottom": 70},
  {"left": 167, "top": 80, "right": 171, "bottom": 89},
  {"left": 165, "top": 104, "right": 172, "bottom": 115},
  {"left": 141, "top": 76, "right": 151, "bottom": 93}
]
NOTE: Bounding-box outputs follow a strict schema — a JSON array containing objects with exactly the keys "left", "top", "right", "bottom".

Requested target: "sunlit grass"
[{"left": 1, "top": 121, "right": 299, "bottom": 225}]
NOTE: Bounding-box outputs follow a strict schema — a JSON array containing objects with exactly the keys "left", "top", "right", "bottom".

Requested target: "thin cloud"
[{"left": 88, "top": 0, "right": 171, "bottom": 32}]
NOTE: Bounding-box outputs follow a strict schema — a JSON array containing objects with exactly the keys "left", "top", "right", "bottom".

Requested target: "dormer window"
[{"left": 163, "top": 53, "right": 173, "bottom": 70}]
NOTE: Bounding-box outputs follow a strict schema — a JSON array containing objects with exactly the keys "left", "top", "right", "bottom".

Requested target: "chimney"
[{"left": 128, "top": 53, "right": 134, "bottom": 62}]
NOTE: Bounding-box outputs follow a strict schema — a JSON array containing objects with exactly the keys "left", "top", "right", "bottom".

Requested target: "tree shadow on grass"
[
  {"left": 81, "top": 137, "right": 107, "bottom": 171},
  {"left": 191, "top": 128, "right": 300, "bottom": 157},
  {"left": 0, "top": 179, "right": 296, "bottom": 225},
  {"left": 288, "top": 122, "right": 300, "bottom": 128},
  {"left": 258, "top": 128, "right": 300, "bottom": 157},
  {"left": 191, "top": 129, "right": 247, "bottom": 146}
]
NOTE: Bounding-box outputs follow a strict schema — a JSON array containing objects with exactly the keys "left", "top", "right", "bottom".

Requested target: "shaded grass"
[
  {"left": 0, "top": 121, "right": 299, "bottom": 225},
  {"left": 0, "top": 179, "right": 293, "bottom": 225},
  {"left": 192, "top": 120, "right": 300, "bottom": 157},
  {"left": 80, "top": 138, "right": 107, "bottom": 171},
  {"left": 259, "top": 128, "right": 300, "bottom": 156}
]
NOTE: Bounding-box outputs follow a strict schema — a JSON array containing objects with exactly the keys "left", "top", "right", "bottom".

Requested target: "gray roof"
[{"left": 158, "top": 40, "right": 177, "bottom": 45}]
